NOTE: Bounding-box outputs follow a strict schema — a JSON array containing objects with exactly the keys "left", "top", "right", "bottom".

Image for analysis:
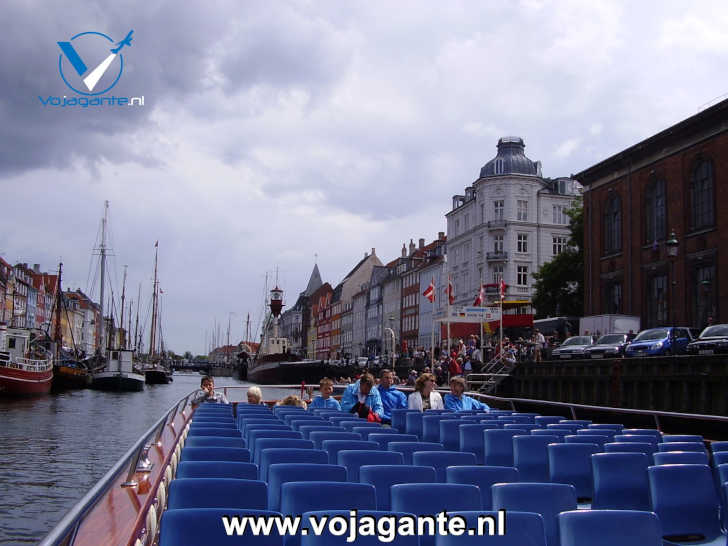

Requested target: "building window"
[
  {"left": 603, "top": 193, "right": 622, "bottom": 254},
  {"left": 495, "top": 158, "right": 504, "bottom": 174},
  {"left": 645, "top": 178, "right": 666, "bottom": 243},
  {"left": 492, "top": 264, "right": 503, "bottom": 283},
  {"left": 604, "top": 281, "right": 622, "bottom": 314},
  {"left": 517, "top": 266, "right": 528, "bottom": 286},
  {"left": 553, "top": 204, "right": 568, "bottom": 225},
  {"left": 693, "top": 264, "right": 716, "bottom": 329},
  {"left": 455, "top": 219, "right": 460, "bottom": 236},
  {"left": 494, "top": 200, "right": 504, "bottom": 220},
  {"left": 480, "top": 203, "right": 484, "bottom": 223},
  {"left": 464, "top": 213, "right": 469, "bottom": 231},
  {"left": 494, "top": 235, "right": 503, "bottom": 253},
  {"left": 517, "top": 233, "right": 528, "bottom": 253},
  {"left": 646, "top": 274, "right": 668, "bottom": 327},
  {"left": 552, "top": 235, "right": 568, "bottom": 255},
  {"left": 517, "top": 200, "right": 528, "bottom": 221},
  {"left": 690, "top": 159, "right": 714, "bottom": 231}
]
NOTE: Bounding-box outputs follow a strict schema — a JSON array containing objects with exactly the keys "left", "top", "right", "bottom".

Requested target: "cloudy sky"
[{"left": 2, "top": 0, "right": 727, "bottom": 354}]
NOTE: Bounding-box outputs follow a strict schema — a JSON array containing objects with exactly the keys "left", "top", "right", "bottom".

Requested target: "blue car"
[{"left": 624, "top": 327, "right": 693, "bottom": 357}]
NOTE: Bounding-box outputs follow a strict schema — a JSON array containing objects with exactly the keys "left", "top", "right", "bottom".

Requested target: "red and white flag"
[
  {"left": 473, "top": 283, "right": 485, "bottom": 306},
  {"left": 422, "top": 277, "right": 435, "bottom": 303},
  {"left": 499, "top": 279, "right": 506, "bottom": 300},
  {"left": 446, "top": 275, "right": 455, "bottom": 305}
]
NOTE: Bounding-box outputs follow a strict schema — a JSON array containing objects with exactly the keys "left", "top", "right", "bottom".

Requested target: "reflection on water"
[{"left": 0, "top": 375, "right": 295, "bottom": 544}]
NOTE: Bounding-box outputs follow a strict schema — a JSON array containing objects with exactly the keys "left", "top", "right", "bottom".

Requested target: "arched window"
[
  {"left": 690, "top": 159, "right": 714, "bottom": 230},
  {"left": 645, "top": 178, "right": 666, "bottom": 243},
  {"left": 603, "top": 193, "right": 622, "bottom": 254}
]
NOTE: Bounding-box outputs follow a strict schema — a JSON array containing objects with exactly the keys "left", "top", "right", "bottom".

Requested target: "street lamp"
[{"left": 666, "top": 230, "right": 679, "bottom": 323}]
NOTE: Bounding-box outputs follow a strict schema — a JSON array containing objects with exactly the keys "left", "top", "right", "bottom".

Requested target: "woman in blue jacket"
[{"left": 340, "top": 372, "right": 384, "bottom": 419}]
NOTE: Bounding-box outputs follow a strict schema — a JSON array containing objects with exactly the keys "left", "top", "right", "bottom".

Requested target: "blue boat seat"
[
  {"left": 545, "top": 423, "right": 581, "bottom": 434},
  {"left": 238, "top": 417, "right": 282, "bottom": 431},
  {"left": 422, "top": 415, "right": 458, "bottom": 442},
  {"left": 662, "top": 434, "right": 704, "bottom": 443},
  {"left": 180, "top": 446, "right": 251, "bottom": 462},
  {"left": 576, "top": 428, "right": 615, "bottom": 440},
  {"left": 289, "top": 419, "right": 330, "bottom": 431},
  {"left": 273, "top": 406, "right": 307, "bottom": 417},
  {"left": 254, "top": 439, "right": 314, "bottom": 464},
  {"left": 387, "top": 441, "right": 444, "bottom": 465},
  {"left": 309, "top": 431, "right": 363, "bottom": 450},
  {"left": 713, "top": 452, "right": 728, "bottom": 466},
  {"left": 259, "top": 448, "right": 328, "bottom": 481},
  {"left": 160, "top": 508, "right": 283, "bottom": 546},
  {"left": 411, "top": 451, "right": 477, "bottom": 482},
  {"left": 558, "top": 509, "right": 663, "bottom": 546},
  {"left": 531, "top": 428, "right": 567, "bottom": 442},
  {"left": 657, "top": 441, "right": 706, "bottom": 453},
  {"left": 604, "top": 442, "right": 656, "bottom": 463},
  {"left": 559, "top": 419, "right": 591, "bottom": 427},
  {"left": 191, "top": 417, "right": 234, "bottom": 425},
  {"left": 406, "top": 412, "right": 426, "bottom": 439},
  {"left": 653, "top": 451, "right": 709, "bottom": 465},
  {"left": 243, "top": 424, "right": 291, "bottom": 441},
  {"left": 587, "top": 423, "right": 624, "bottom": 433},
  {"left": 503, "top": 423, "right": 539, "bottom": 432},
  {"left": 367, "top": 433, "right": 418, "bottom": 450},
  {"left": 459, "top": 424, "right": 501, "bottom": 464},
  {"left": 710, "top": 441, "right": 728, "bottom": 453},
  {"left": 359, "top": 464, "right": 437, "bottom": 511},
  {"left": 437, "top": 511, "right": 546, "bottom": 546},
  {"left": 167, "top": 478, "right": 267, "bottom": 509},
  {"left": 298, "top": 425, "right": 339, "bottom": 439},
  {"left": 445, "top": 466, "right": 519, "bottom": 510},
  {"left": 337, "top": 450, "right": 403, "bottom": 481},
  {"left": 590, "top": 452, "right": 650, "bottom": 510},
  {"left": 648, "top": 463, "right": 722, "bottom": 542},
  {"left": 614, "top": 434, "right": 659, "bottom": 447},
  {"left": 187, "top": 427, "right": 242, "bottom": 438},
  {"left": 184, "top": 436, "right": 246, "bottom": 448},
  {"left": 301, "top": 511, "right": 419, "bottom": 546},
  {"left": 483, "top": 429, "right": 527, "bottom": 466},
  {"left": 491, "top": 482, "right": 577, "bottom": 546},
  {"left": 513, "top": 435, "right": 558, "bottom": 482},
  {"left": 534, "top": 416, "right": 565, "bottom": 427},
  {"left": 565, "top": 434, "right": 608, "bottom": 449},
  {"left": 283, "top": 414, "right": 326, "bottom": 425},
  {"left": 328, "top": 416, "right": 362, "bottom": 427},
  {"left": 268, "top": 464, "right": 347, "bottom": 511},
  {"left": 176, "top": 461, "right": 258, "bottom": 480},
  {"left": 621, "top": 429, "right": 662, "bottom": 441},
  {"left": 548, "top": 443, "right": 599, "bottom": 500},
  {"left": 352, "top": 427, "right": 398, "bottom": 440},
  {"left": 248, "top": 430, "right": 303, "bottom": 453},
  {"left": 340, "top": 421, "right": 381, "bottom": 432},
  {"left": 391, "top": 409, "right": 420, "bottom": 433},
  {"left": 322, "top": 440, "right": 378, "bottom": 465}
]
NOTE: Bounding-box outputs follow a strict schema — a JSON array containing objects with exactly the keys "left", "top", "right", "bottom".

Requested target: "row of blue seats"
[{"left": 173, "top": 403, "right": 728, "bottom": 544}]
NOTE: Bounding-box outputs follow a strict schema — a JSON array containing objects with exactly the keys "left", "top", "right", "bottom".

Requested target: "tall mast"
[
  {"left": 127, "top": 299, "right": 132, "bottom": 350},
  {"left": 53, "top": 262, "right": 63, "bottom": 352},
  {"left": 98, "top": 201, "right": 108, "bottom": 353},
  {"left": 119, "top": 265, "right": 127, "bottom": 349},
  {"left": 149, "top": 242, "right": 159, "bottom": 357},
  {"left": 134, "top": 282, "right": 141, "bottom": 351}
]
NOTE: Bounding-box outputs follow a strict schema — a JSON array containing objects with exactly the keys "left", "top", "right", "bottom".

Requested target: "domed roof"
[{"left": 480, "top": 137, "right": 539, "bottom": 178}]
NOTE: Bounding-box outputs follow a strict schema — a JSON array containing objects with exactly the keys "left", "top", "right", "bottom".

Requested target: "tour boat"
[
  {"left": 40, "top": 382, "right": 728, "bottom": 546},
  {"left": 0, "top": 324, "right": 53, "bottom": 395}
]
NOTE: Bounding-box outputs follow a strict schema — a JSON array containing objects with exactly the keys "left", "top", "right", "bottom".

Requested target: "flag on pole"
[
  {"left": 446, "top": 275, "right": 455, "bottom": 305},
  {"left": 154, "top": 240, "right": 158, "bottom": 248},
  {"left": 499, "top": 278, "right": 506, "bottom": 300},
  {"left": 422, "top": 277, "right": 435, "bottom": 302},
  {"left": 473, "top": 283, "right": 485, "bottom": 306}
]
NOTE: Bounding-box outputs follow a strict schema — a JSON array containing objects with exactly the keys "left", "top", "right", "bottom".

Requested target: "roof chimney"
[
  {"left": 409, "top": 239, "right": 415, "bottom": 255},
  {"left": 401, "top": 244, "right": 407, "bottom": 258},
  {"left": 419, "top": 238, "right": 425, "bottom": 249},
  {"left": 371, "top": 247, "right": 376, "bottom": 256},
  {"left": 438, "top": 231, "right": 445, "bottom": 240},
  {"left": 33, "top": 264, "right": 40, "bottom": 273}
]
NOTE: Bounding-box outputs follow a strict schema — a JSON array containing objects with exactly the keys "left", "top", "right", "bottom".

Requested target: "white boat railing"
[{"left": 0, "top": 357, "right": 52, "bottom": 372}]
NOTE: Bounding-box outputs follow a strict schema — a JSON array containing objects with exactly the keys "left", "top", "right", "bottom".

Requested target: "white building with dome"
[{"left": 445, "top": 137, "right": 582, "bottom": 307}]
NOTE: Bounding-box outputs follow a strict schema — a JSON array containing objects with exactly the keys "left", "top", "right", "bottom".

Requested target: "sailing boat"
[
  {"left": 140, "top": 241, "right": 173, "bottom": 384},
  {"left": 90, "top": 201, "right": 145, "bottom": 391}
]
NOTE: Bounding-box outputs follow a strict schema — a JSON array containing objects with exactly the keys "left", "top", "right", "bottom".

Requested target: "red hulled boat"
[{"left": 0, "top": 324, "right": 53, "bottom": 395}]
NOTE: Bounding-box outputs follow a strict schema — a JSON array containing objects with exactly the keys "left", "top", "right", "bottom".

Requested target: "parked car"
[
  {"left": 356, "top": 357, "right": 369, "bottom": 368},
  {"left": 584, "top": 333, "right": 634, "bottom": 359},
  {"left": 550, "top": 336, "right": 594, "bottom": 359},
  {"left": 624, "top": 327, "right": 693, "bottom": 357},
  {"left": 687, "top": 324, "right": 728, "bottom": 355}
]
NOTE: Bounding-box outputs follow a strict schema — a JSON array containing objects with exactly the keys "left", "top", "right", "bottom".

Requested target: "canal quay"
[{"left": 0, "top": 375, "right": 288, "bottom": 544}]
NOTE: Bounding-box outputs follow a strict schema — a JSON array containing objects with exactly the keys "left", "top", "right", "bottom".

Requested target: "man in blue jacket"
[
  {"left": 340, "top": 372, "right": 384, "bottom": 419},
  {"left": 376, "top": 369, "right": 407, "bottom": 424},
  {"left": 444, "top": 376, "right": 489, "bottom": 412}
]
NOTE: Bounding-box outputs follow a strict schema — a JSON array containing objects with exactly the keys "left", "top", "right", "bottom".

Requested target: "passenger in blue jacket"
[
  {"left": 340, "top": 373, "right": 384, "bottom": 419},
  {"left": 376, "top": 369, "right": 407, "bottom": 424},
  {"left": 444, "top": 376, "right": 489, "bottom": 412},
  {"left": 309, "top": 377, "right": 341, "bottom": 410}
]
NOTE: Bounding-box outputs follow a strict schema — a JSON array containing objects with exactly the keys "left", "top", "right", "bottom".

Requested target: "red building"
[
  {"left": 576, "top": 99, "right": 728, "bottom": 328},
  {"left": 311, "top": 283, "right": 333, "bottom": 360}
]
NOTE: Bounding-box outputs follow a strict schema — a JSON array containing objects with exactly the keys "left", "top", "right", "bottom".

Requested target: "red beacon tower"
[{"left": 270, "top": 286, "right": 283, "bottom": 317}]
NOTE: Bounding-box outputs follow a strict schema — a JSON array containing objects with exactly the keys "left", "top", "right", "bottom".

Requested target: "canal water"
[{"left": 0, "top": 374, "right": 294, "bottom": 544}]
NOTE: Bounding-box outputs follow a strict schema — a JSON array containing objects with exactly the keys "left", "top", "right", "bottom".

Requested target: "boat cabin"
[
  {"left": 107, "top": 349, "right": 134, "bottom": 373},
  {"left": 0, "top": 326, "right": 29, "bottom": 363}
]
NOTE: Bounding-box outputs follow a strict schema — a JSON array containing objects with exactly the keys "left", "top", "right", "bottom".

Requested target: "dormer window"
[{"left": 495, "top": 158, "right": 504, "bottom": 174}]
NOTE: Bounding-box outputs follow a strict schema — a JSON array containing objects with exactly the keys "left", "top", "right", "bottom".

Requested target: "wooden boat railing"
[{"left": 0, "top": 356, "right": 53, "bottom": 372}]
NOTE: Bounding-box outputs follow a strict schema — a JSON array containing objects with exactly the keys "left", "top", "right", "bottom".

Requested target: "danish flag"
[
  {"left": 422, "top": 277, "right": 435, "bottom": 303},
  {"left": 473, "top": 283, "right": 485, "bottom": 306},
  {"left": 446, "top": 275, "right": 455, "bottom": 305},
  {"left": 499, "top": 279, "right": 506, "bottom": 299}
]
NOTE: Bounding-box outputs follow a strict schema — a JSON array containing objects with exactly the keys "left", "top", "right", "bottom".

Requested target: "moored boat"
[
  {"left": 141, "top": 360, "right": 173, "bottom": 384},
  {"left": 0, "top": 324, "right": 53, "bottom": 395},
  {"left": 92, "top": 349, "right": 145, "bottom": 391},
  {"left": 53, "top": 359, "right": 91, "bottom": 389}
]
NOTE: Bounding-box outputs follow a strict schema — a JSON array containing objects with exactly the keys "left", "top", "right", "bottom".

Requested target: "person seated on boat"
[
  {"left": 340, "top": 372, "right": 384, "bottom": 421},
  {"left": 276, "top": 394, "right": 308, "bottom": 409},
  {"left": 309, "top": 377, "right": 341, "bottom": 410},
  {"left": 407, "top": 372, "right": 443, "bottom": 411},
  {"left": 191, "top": 376, "right": 229, "bottom": 405},
  {"left": 444, "top": 376, "right": 489, "bottom": 412},
  {"left": 376, "top": 369, "right": 406, "bottom": 425},
  {"left": 246, "top": 386, "right": 264, "bottom": 405}
]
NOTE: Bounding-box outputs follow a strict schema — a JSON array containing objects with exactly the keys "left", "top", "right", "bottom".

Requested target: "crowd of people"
[{"left": 192, "top": 368, "right": 489, "bottom": 425}]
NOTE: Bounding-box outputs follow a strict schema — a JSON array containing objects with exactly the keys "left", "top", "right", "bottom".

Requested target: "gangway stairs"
[{"left": 466, "top": 354, "right": 517, "bottom": 394}]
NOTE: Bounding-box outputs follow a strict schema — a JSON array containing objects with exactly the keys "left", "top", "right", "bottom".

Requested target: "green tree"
[
  {"left": 183, "top": 351, "right": 193, "bottom": 360},
  {"left": 532, "top": 197, "right": 583, "bottom": 318}
]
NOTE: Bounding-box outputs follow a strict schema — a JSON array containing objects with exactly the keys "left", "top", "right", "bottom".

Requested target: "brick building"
[{"left": 576, "top": 99, "right": 728, "bottom": 328}]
